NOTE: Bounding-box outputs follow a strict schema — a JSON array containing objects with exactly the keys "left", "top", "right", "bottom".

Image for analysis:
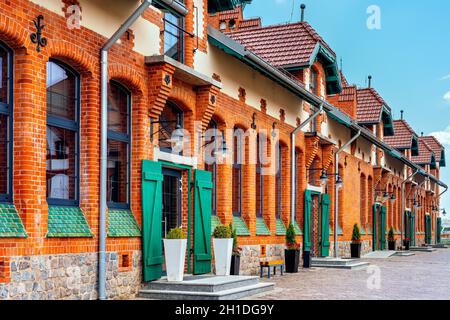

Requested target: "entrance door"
[
  {"left": 373, "top": 204, "right": 386, "bottom": 251},
  {"left": 304, "top": 190, "right": 329, "bottom": 257},
  {"left": 425, "top": 215, "right": 432, "bottom": 245},
  {"left": 162, "top": 168, "right": 182, "bottom": 273}
]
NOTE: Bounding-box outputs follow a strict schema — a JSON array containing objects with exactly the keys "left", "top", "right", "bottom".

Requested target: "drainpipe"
[
  {"left": 290, "top": 103, "right": 323, "bottom": 223},
  {"left": 334, "top": 130, "right": 361, "bottom": 258},
  {"left": 99, "top": 0, "right": 152, "bottom": 300},
  {"left": 401, "top": 169, "right": 419, "bottom": 249}
]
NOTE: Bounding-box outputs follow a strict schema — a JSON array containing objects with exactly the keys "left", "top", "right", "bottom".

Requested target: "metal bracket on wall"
[{"left": 30, "top": 15, "right": 47, "bottom": 52}]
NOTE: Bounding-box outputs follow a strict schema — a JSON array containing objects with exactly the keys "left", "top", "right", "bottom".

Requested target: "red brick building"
[{"left": 0, "top": 1, "right": 446, "bottom": 299}]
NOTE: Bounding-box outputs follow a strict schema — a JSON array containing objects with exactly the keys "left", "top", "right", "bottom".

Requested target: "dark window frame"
[
  {"left": 232, "top": 128, "right": 243, "bottom": 217},
  {"left": 256, "top": 134, "right": 264, "bottom": 218},
  {"left": 46, "top": 59, "right": 80, "bottom": 207},
  {"left": 276, "top": 142, "right": 282, "bottom": 219},
  {"left": 205, "top": 119, "right": 218, "bottom": 216},
  {"left": 163, "top": 9, "right": 185, "bottom": 63},
  {"left": 0, "top": 42, "right": 13, "bottom": 203},
  {"left": 107, "top": 80, "right": 132, "bottom": 210}
]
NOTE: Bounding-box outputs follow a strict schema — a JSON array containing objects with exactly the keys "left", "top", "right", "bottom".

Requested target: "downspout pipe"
[
  {"left": 290, "top": 103, "right": 324, "bottom": 223},
  {"left": 334, "top": 130, "right": 361, "bottom": 258},
  {"left": 99, "top": 0, "right": 152, "bottom": 300},
  {"left": 401, "top": 169, "right": 419, "bottom": 249}
]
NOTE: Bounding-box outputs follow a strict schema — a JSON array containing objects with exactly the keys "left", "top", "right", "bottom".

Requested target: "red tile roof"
[
  {"left": 238, "top": 18, "right": 262, "bottom": 31},
  {"left": 219, "top": 8, "right": 241, "bottom": 20},
  {"left": 356, "top": 88, "right": 390, "bottom": 123},
  {"left": 340, "top": 71, "right": 349, "bottom": 87},
  {"left": 412, "top": 138, "right": 435, "bottom": 165},
  {"left": 422, "top": 136, "right": 444, "bottom": 162},
  {"left": 384, "top": 120, "right": 418, "bottom": 149},
  {"left": 338, "top": 85, "right": 357, "bottom": 102},
  {"left": 226, "top": 21, "right": 335, "bottom": 68}
]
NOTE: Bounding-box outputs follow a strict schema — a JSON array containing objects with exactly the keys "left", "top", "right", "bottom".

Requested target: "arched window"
[
  {"left": 46, "top": 60, "right": 80, "bottom": 205},
  {"left": 310, "top": 68, "right": 319, "bottom": 96},
  {"left": 275, "top": 142, "right": 282, "bottom": 219},
  {"left": 107, "top": 81, "right": 131, "bottom": 208},
  {"left": 232, "top": 128, "right": 244, "bottom": 217},
  {"left": 205, "top": 119, "right": 218, "bottom": 216},
  {"left": 159, "top": 101, "right": 184, "bottom": 154},
  {"left": 256, "top": 134, "right": 265, "bottom": 218},
  {"left": 0, "top": 42, "right": 12, "bottom": 202}
]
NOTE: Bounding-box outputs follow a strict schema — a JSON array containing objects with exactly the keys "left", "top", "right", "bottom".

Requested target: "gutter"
[
  {"left": 401, "top": 169, "right": 419, "bottom": 248},
  {"left": 334, "top": 130, "right": 361, "bottom": 258},
  {"left": 290, "top": 103, "right": 324, "bottom": 222},
  {"left": 99, "top": 0, "right": 152, "bottom": 300}
]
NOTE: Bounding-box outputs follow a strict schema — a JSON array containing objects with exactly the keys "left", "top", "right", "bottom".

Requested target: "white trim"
[
  {"left": 306, "top": 184, "right": 323, "bottom": 194},
  {"left": 406, "top": 207, "right": 412, "bottom": 212},
  {"left": 154, "top": 147, "right": 198, "bottom": 168}
]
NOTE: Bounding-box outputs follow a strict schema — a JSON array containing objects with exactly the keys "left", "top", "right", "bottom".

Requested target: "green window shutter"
[
  {"left": 372, "top": 204, "right": 378, "bottom": 251},
  {"left": 194, "top": 170, "right": 212, "bottom": 275},
  {"left": 426, "top": 215, "right": 432, "bottom": 244},
  {"left": 404, "top": 211, "right": 411, "bottom": 239},
  {"left": 380, "top": 206, "right": 386, "bottom": 250},
  {"left": 437, "top": 217, "right": 442, "bottom": 244},
  {"left": 321, "top": 194, "right": 330, "bottom": 257},
  {"left": 141, "top": 160, "right": 164, "bottom": 282},
  {"left": 410, "top": 213, "right": 416, "bottom": 246},
  {"left": 304, "top": 190, "right": 312, "bottom": 252}
]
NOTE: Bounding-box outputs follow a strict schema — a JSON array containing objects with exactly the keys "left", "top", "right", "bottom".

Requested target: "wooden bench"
[{"left": 259, "top": 260, "right": 284, "bottom": 279}]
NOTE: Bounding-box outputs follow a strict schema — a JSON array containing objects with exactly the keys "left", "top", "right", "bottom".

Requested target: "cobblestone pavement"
[{"left": 248, "top": 249, "right": 450, "bottom": 300}]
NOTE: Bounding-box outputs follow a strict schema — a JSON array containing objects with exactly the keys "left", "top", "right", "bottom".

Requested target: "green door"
[
  {"left": 142, "top": 160, "right": 164, "bottom": 282},
  {"left": 437, "top": 217, "right": 442, "bottom": 244},
  {"left": 410, "top": 213, "right": 416, "bottom": 246},
  {"left": 320, "top": 194, "right": 330, "bottom": 257},
  {"left": 372, "top": 204, "right": 378, "bottom": 251},
  {"left": 193, "top": 170, "right": 213, "bottom": 275},
  {"left": 380, "top": 206, "right": 386, "bottom": 250},
  {"left": 304, "top": 190, "right": 312, "bottom": 252},
  {"left": 404, "top": 211, "right": 411, "bottom": 240},
  {"left": 425, "top": 215, "right": 432, "bottom": 245}
]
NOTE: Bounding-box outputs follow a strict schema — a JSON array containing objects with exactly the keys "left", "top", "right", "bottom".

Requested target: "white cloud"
[
  {"left": 430, "top": 126, "right": 450, "bottom": 146},
  {"left": 440, "top": 74, "right": 450, "bottom": 81},
  {"left": 444, "top": 92, "right": 450, "bottom": 103}
]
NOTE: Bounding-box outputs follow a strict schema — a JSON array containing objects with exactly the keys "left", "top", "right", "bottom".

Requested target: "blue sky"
[{"left": 243, "top": 0, "right": 450, "bottom": 218}]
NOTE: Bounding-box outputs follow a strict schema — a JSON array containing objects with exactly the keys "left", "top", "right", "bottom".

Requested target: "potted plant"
[
  {"left": 388, "top": 227, "right": 396, "bottom": 251},
  {"left": 229, "top": 224, "right": 242, "bottom": 275},
  {"left": 285, "top": 223, "right": 300, "bottom": 273},
  {"left": 213, "top": 224, "right": 233, "bottom": 276},
  {"left": 403, "top": 238, "right": 410, "bottom": 251},
  {"left": 163, "top": 227, "right": 187, "bottom": 282},
  {"left": 351, "top": 224, "right": 362, "bottom": 258}
]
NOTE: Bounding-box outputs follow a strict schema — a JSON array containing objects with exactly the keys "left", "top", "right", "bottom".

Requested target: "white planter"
[
  {"left": 213, "top": 238, "right": 233, "bottom": 276},
  {"left": 163, "top": 239, "right": 187, "bottom": 282}
]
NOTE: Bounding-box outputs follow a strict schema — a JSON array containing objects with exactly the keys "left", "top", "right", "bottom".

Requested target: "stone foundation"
[
  {"left": 240, "top": 244, "right": 288, "bottom": 276},
  {"left": 329, "top": 240, "right": 372, "bottom": 258},
  {"left": 0, "top": 251, "right": 141, "bottom": 300}
]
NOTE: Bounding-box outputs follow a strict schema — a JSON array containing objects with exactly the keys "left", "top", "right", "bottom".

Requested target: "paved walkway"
[{"left": 248, "top": 249, "right": 450, "bottom": 300}]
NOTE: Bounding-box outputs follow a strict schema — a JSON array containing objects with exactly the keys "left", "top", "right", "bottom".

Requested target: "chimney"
[
  {"left": 400, "top": 110, "right": 404, "bottom": 120},
  {"left": 421, "top": 132, "right": 424, "bottom": 137},
  {"left": 368, "top": 75, "right": 372, "bottom": 88},
  {"left": 300, "top": 4, "right": 306, "bottom": 22}
]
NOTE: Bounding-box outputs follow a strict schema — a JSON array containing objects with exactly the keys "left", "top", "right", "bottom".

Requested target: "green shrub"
[
  {"left": 286, "top": 223, "right": 300, "bottom": 250},
  {"left": 166, "top": 227, "right": 187, "bottom": 240},
  {"left": 229, "top": 223, "right": 241, "bottom": 256},
  {"left": 351, "top": 224, "right": 361, "bottom": 243},
  {"left": 213, "top": 224, "right": 231, "bottom": 239},
  {"left": 388, "top": 227, "right": 395, "bottom": 242}
]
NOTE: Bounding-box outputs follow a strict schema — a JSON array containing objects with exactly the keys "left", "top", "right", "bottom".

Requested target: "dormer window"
[
  {"left": 229, "top": 19, "right": 236, "bottom": 29},
  {"left": 310, "top": 68, "right": 318, "bottom": 96},
  {"left": 219, "top": 21, "right": 227, "bottom": 30}
]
